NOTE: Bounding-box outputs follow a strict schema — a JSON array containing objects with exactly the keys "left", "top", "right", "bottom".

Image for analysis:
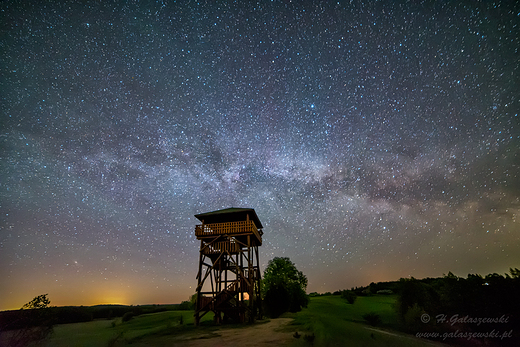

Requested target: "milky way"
[{"left": 1, "top": 1, "right": 519, "bottom": 309}]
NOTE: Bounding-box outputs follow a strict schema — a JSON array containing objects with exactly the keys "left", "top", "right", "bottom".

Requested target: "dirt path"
[
  {"left": 364, "top": 327, "right": 449, "bottom": 346},
  {"left": 131, "top": 318, "right": 297, "bottom": 347}
]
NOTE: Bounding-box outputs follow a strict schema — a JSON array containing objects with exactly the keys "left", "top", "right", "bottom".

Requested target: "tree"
[
  {"left": 510, "top": 267, "right": 520, "bottom": 279},
  {"left": 395, "top": 278, "right": 438, "bottom": 325},
  {"left": 22, "top": 294, "right": 51, "bottom": 310},
  {"left": 262, "top": 257, "right": 309, "bottom": 317},
  {"left": 5, "top": 294, "right": 54, "bottom": 347},
  {"left": 190, "top": 293, "right": 197, "bottom": 308}
]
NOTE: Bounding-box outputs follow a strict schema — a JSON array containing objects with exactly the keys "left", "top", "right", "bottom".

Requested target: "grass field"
[
  {"left": 43, "top": 310, "right": 214, "bottom": 347},
  {"left": 40, "top": 295, "right": 442, "bottom": 346},
  {"left": 281, "top": 295, "right": 440, "bottom": 346}
]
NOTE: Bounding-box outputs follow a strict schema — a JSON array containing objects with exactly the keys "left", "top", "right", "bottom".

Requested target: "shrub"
[
  {"left": 362, "top": 312, "right": 382, "bottom": 326},
  {"left": 178, "top": 300, "right": 194, "bottom": 310},
  {"left": 264, "top": 283, "right": 291, "bottom": 317},
  {"left": 403, "top": 304, "right": 424, "bottom": 331},
  {"left": 303, "top": 333, "right": 315, "bottom": 342},
  {"left": 121, "top": 312, "right": 134, "bottom": 322},
  {"left": 341, "top": 290, "right": 357, "bottom": 304}
]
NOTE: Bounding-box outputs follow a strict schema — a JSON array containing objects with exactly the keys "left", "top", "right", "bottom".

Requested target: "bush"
[
  {"left": 395, "top": 278, "right": 438, "bottom": 321},
  {"left": 178, "top": 300, "right": 194, "bottom": 310},
  {"left": 341, "top": 290, "right": 357, "bottom": 304},
  {"left": 303, "top": 333, "right": 315, "bottom": 342},
  {"left": 403, "top": 304, "right": 424, "bottom": 331},
  {"left": 121, "top": 312, "right": 134, "bottom": 322},
  {"left": 264, "top": 283, "right": 291, "bottom": 317},
  {"left": 362, "top": 312, "right": 382, "bottom": 326}
]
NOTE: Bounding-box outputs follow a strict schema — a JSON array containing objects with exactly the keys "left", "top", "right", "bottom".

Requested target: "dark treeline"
[
  {"left": 320, "top": 268, "right": 520, "bottom": 347},
  {"left": 392, "top": 269, "right": 520, "bottom": 346},
  {"left": 0, "top": 301, "right": 194, "bottom": 331}
]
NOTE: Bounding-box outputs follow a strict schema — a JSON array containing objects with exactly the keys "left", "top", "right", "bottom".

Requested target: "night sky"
[{"left": 1, "top": 1, "right": 519, "bottom": 310}]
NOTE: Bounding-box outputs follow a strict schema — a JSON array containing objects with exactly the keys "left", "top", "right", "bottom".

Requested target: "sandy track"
[{"left": 131, "top": 318, "right": 297, "bottom": 347}]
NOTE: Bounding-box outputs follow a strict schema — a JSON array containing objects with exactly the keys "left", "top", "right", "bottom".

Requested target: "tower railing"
[
  {"left": 195, "top": 220, "right": 261, "bottom": 242},
  {"left": 202, "top": 241, "right": 241, "bottom": 255}
]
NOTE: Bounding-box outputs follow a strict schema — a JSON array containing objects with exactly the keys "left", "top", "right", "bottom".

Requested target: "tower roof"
[{"left": 194, "top": 207, "right": 263, "bottom": 229}]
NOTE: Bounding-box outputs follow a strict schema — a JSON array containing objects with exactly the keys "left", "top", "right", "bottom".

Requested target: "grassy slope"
[
  {"left": 283, "top": 295, "right": 440, "bottom": 347},
  {"left": 44, "top": 310, "right": 213, "bottom": 347},
  {"left": 43, "top": 296, "right": 441, "bottom": 347},
  {"left": 44, "top": 319, "right": 117, "bottom": 347}
]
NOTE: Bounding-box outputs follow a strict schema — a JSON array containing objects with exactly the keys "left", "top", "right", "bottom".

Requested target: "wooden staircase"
[
  {"left": 196, "top": 280, "right": 239, "bottom": 312},
  {"left": 196, "top": 280, "right": 246, "bottom": 322}
]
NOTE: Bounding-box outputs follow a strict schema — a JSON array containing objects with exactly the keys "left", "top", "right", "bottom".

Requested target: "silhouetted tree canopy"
[
  {"left": 22, "top": 293, "right": 51, "bottom": 310},
  {"left": 394, "top": 268, "right": 520, "bottom": 346},
  {"left": 262, "top": 257, "right": 309, "bottom": 317},
  {"left": 3, "top": 294, "right": 54, "bottom": 347}
]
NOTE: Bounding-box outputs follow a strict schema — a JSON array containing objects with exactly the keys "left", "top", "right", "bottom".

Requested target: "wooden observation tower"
[{"left": 194, "top": 207, "right": 263, "bottom": 325}]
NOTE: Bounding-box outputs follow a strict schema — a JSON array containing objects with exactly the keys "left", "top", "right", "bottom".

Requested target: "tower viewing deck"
[{"left": 195, "top": 220, "right": 262, "bottom": 243}]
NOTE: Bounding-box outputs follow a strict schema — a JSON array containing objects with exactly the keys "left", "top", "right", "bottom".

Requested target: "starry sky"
[{"left": 1, "top": 0, "right": 519, "bottom": 310}]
